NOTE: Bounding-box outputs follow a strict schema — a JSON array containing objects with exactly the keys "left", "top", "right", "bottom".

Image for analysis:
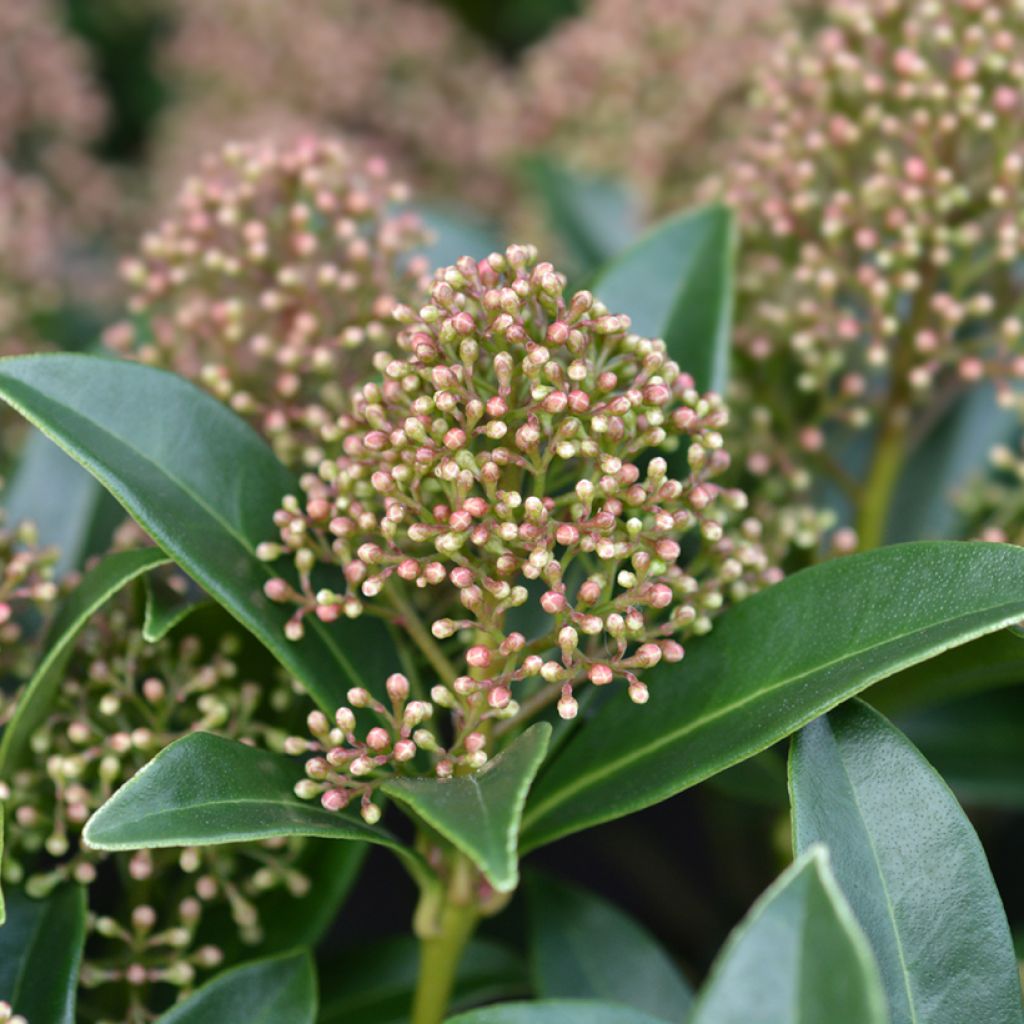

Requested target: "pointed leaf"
[
  {"left": 142, "top": 571, "right": 209, "bottom": 642},
  {"left": 156, "top": 950, "right": 316, "bottom": 1024},
  {"left": 526, "top": 873, "right": 692, "bottom": 1021},
  {"left": 0, "top": 547, "right": 169, "bottom": 774},
  {"left": 382, "top": 724, "right": 550, "bottom": 892},
  {"left": 83, "top": 732, "right": 429, "bottom": 884},
  {"left": 319, "top": 936, "right": 527, "bottom": 1024},
  {"left": 0, "top": 884, "right": 86, "bottom": 1024},
  {"left": 790, "top": 701, "right": 1024, "bottom": 1024},
  {"left": 689, "top": 847, "right": 887, "bottom": 1024},
  {"left": 0, "top": 353, "right": 399, "bottom": 712},
  {"left": 592, "top": 204, "right": 734, "bottom": 394},
  {"left": 524, "top": 156, "right": 641, "bottom": 277},
  {"left": 522, "top": 542, "right": 1024, "bottom": 851},
  {"left": 447, "top": 1003, "right": 668, "bottom": 1024}
]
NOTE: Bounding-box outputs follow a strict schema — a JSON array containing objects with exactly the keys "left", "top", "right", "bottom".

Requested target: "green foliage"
[
  {"left": 0, "top": 354, "right": 399, "bottom": 712},
  {"left": 790, "top": 702, "right": 1024, "bottom": 1024},
  {"left": 383, "top": 724, "right": 551, "bottom": 893},
  {"left": 525, "top": 873, "right": 692, "bottom": 1020},
  {"left": 0, "top": 884, "right": 86, "bottom": 1024},
  {"left": 155, "top": 950, "right": 317, "bottom": 1024},
  {"left": 688, "top": 847, "right": 888, "bottom": 1024},
  {"left": 447, "top": 1003, "right": 669, "bottom": 1024},
  {"left": 522, "top": 542, "right": 1024, "bottom": 850},
  {"left": 591, "top": 205, "right": 735, "bottom": 394}
]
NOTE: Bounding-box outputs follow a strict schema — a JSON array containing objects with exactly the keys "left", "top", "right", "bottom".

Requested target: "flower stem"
[
  {"left": 386, "top": 586, "right": 459, "bottom": 687},
  {"left": 856, "top": 413, "right": 907, "bottom": 551},
  {"left": 411, "top": 856, "right": 480, "bottom": 1024}
]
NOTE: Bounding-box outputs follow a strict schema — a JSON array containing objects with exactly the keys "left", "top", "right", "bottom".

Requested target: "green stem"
[
  {"left": 386, "top": 586, "right": 459, "bottom": 687},
  {"left": 855, "top": 414, "right": 908, "bottom": 551},
  {"left": 411, "top": 857, "right": 481, "bottom": 1024}
]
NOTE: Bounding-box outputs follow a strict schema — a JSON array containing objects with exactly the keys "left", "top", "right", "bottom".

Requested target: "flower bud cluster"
[
  {"left": 484, "top": 0, "right": 790, "bottom": 214},
  {"left": 711, "top": 0, "right": 1024, "bottom": 541},
  {"left": 0, "top": 595, "right": 310, "bottom": 1017},
  {"left": 104, "top": 136, "right": 430, "bottom": 468},
  {"left": 0, "top": 514, "right": 59, "bottom": 679},
  {"left": 265, "top": 245, "right": 775, "bottom": 751},
  {"left": 289, "top": 672, "right": 493, "bottom": 818},
  {"left": 157, "top": 0, "right": 505, "bottom": 209},
  {"left": 959, "top": 438, "right": 1024, "bottom": 545}
]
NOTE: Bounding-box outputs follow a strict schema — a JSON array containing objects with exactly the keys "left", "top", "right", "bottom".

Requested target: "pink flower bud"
[
  {"left": 386, "top": 673, "right": 410, "bottom": 701},
  {"left": 467, "top": 645, "right": 491, "bottom": 668}
]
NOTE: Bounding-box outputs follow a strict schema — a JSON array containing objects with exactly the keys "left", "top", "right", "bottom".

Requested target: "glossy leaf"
[
  {"left": 526, "top": 873, "right": 692, "bottom": 1021},
  {"left": 870, "top": 628, "right": 1024, "bottom": 716},
  {"left": 790, "top": 701, "right": 1023, "bottom": 1024},
  {"left": 592, "top": 204, "right": 734, "bottom": 394},
  {"left": 895, "top": 690, "right": 1024, "bottom": 807},
  {"left": 0, "top": 884, "right": 86, "bottom": 1024},
  {"left": 2, "top": 429, "right": 106, "bottom": 576},
  {"left": 142, "top": 571, "right": 209, "bottom": 642},
  {"left": 447, "top": 1002, "right": 668, "bottom": 1024},
  {"left": 0, "top": 547, "right": 169, "bottom": 775},
  {"left": 156, "top": 950, "right": 316, "bottom": 1024},
  {"left": 689, "top": 847, "right": 887, "bottom": 1024},
  {"left": 524, "top": 156, "right": 641, "bottom": 277},
  {"left": 382, "top": 724, "right": 551, "bottom": 892},
  {"left": 83, "top": 732, "right": 429, "bottom": 883},
  {"left": 0, "top": 353, "right": 398, "bottom": 712},
  {"left": 522, "top": 542, "right": 1024, "bottom": 851},
  {"left": 319, "top": 937, "right": 527, "bottom": 1024}
]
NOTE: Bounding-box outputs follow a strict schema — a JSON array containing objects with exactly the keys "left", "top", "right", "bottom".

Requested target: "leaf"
[
  {"left": 142, "top": 571, "right": 209, "bottom": 642},
  {"left": 523, "top": 156, "right": 642, "bottom": 278},
  {"left": 2, "top": 428, "right": 106, "bottom": 577},
  {"left": 319, "top": 936, "right": 527, "bottom": 1024},
  {"left": 82, "top": 732, "right": 429, "bottom": 884},
  {"left": 790, "top": 701, "right": 1024, "bottom": 1024},
  {"left": 418, "top": 205, "right": 504, "bottom": 265},
  {"left": 591, "top": 204, "right": 734, "bottom": 394},
  {"left": 156, "top": 950, "right": 316, "bottom": 1024},
  {"left": 894, "top": 690, "right": 1024, "bottom": 807},
  {"left": 0, "top": 353, "right": 399, "bottom": 711},
  {"left": 0, "top": 547, "right": 169, "bottom": 775},
  {"left": 870, "top": 628, "right": 1024, "bottom": 716},
  {"left": 521, "top": 541, "right": 1024, "bottom": 851},
  {"left": 382, "top": 724, "right": 551, "bottom": 892},
  {"left": 525, "top": 873, "right": 692, "bottom": 1021},
  {"left": 0, "top": 884, "right": 86, "bottom": 1024},
  {"left": 688, "top": 846, "right": 888, "bottom": 1024},
  {"left": 447, "top": 1002, "right": 669, "bottom": 1024}
]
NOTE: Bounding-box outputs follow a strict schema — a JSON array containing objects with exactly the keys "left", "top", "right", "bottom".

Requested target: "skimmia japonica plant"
[{"left": 1, "top": 2, "right": 1023, "bottom": 1024}]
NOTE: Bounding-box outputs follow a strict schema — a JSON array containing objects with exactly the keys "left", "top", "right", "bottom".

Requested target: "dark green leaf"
[
  {"left": 523, "top": 156, "right": 641, "bottom": 278},
  {"left": 526, "top": 873, "right": 692, "bottom": 1021},
  {"left": 319, "top": 936, "right": 527, "bottom": 1024},
  {"left": 447, "top": 1002, "right": 668, "bottom": 1024},
  {"left": 0, "top": 884, "right": 86, "bottom": 1024},
  {"left": 592, "top": 205, "right": 734, "bottom": 394},
  {"left": 870, "top": 628, "right": 1024, "bottom": 716},
  {"left": 2, "top": 429, "right": 105, "bottom": 576},
  {"left": 419, "top": 205, "right": 504, "bottom": 265},
  {"left": 142, "top": 571, "right": 209, "bottom": 643},
  {"left": 0, "top": 547, "right": 169, "bottom": 775},
  {"left": 0, "top": 353, "right": 398, "bottom": 711},
  {"left": 790, "top": 701, "right": 1023, "bottom": 1024},
  {"left": 156, "top": 950, "right": 316, "bottom": 1024},
  {"left": 688, "top": 847, "right": 887, "bottom": 1024},
  {"left": 82, "top": 732, "right": 429, "bottom": 884},
  {"left": 894, "top": 690, "right": 1024, "bottom": 807},
  {"left": 522, "top": 542, "right": 1024, "bottom": 851},
  {"left": 382, "top": 724, "right": 551, "bottom": 892}
]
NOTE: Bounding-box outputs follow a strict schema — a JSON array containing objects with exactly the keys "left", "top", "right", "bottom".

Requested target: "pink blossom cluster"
[
  {"left": 711, "top": 0, "right": 1024, "bottom": 548},
  {"left": 264, "top": 244, "right": 775, "bottom": 772},
  {"left": 104, "top": 137, "right": 431, "bottom": 468}
]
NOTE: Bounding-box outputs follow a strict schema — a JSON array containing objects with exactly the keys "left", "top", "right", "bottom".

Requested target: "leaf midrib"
[{"left": 523, "top": 599, "right": 1024, "bottom": 832}]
